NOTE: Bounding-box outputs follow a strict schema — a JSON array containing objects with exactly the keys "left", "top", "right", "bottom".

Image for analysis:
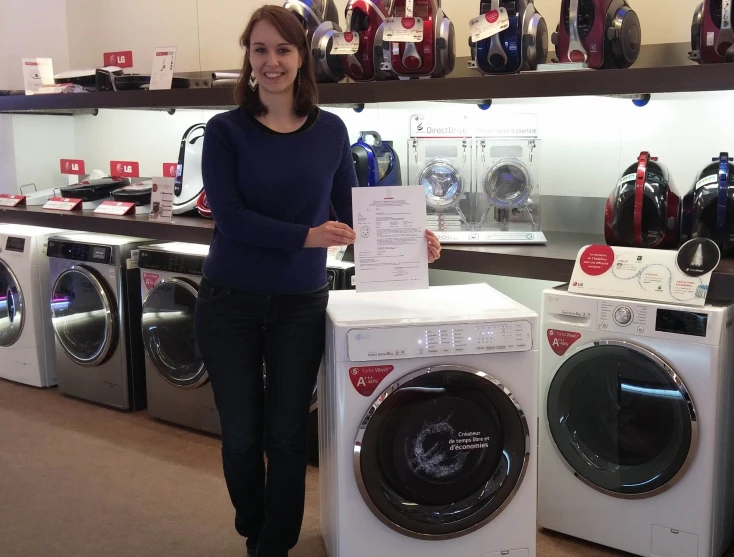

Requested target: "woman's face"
[{"left": 249, "top": 20, "right": 303, "bottom": 95}]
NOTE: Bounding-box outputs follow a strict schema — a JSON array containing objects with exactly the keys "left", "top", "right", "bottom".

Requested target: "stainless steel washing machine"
[
  {"left": 138, "top": 242, "right": 220, "bottom": 434},
  {"left": 46, "top": 233, "right": 150, "bottom": 410}
]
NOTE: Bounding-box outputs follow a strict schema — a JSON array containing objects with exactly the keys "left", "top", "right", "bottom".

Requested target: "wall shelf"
[
  {"left": 1, "top": 61, "right": 734, "bottom": 114},
  {"left": 2, "top": 206, "right": 733, "bottom": 299}
]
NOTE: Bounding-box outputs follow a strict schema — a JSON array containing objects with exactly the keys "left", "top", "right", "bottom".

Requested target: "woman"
[{"left": 194, "top": 6, "right": 442, "bottom": 557}]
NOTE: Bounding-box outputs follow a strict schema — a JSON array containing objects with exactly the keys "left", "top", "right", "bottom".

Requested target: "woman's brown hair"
[{"left": 234, "top": 5, "right": 318, "bottom": 117}]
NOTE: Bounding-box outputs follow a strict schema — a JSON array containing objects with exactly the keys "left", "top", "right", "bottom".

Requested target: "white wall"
[{"left": 11, "top": 115, "right": 75, "bottom": 192}]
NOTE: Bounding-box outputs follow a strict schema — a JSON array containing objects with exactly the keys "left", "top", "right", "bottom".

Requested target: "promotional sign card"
[
  {"left": 568, "top": 239, "right": 721, "bottom": 307},
  {"left": 150, "top": 47, "right": 177, "bottom": 90},
  {"left": 148, "top": 178, "right": 175, "bottom": 222}
]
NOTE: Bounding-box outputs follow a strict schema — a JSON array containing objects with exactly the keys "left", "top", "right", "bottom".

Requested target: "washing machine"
[
  {"left": 0, "top": 225, "right": 64, "bottom": 387},
  {"left": 46, "top": 233, "right": 150, "bottom": 410},
  {"left": 321, "top": 283, "right": 538, "bottom": 557},
  {"left": 538, "top": 286, "right": 734, "bottom": 557},
  {"left": 138, "top": 242, "right": 220, "bottom": 434}
]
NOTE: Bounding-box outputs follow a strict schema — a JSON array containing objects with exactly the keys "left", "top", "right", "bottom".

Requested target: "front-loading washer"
[
  {"left": 322, "top": 283, "right": 538, "bottom": 557},
  {"left": 538, "top": 286, "right": 734, "bottom": 557},
  {"left": 0, "top": 225, "right": 64, "bottom": 387},
  {"left": 46, "top": 233, "right": 150, "bottom": 410},
  {"left": 138, "top": 242, "right": 220, "bottom": 434}
]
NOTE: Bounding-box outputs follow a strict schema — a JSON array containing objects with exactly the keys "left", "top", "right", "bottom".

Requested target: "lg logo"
[
  {"left": 65, "top": 162, "right": 79, "bottom": 172},
  {"left": 104, "top": 51, "right": 133, "bottom": 69},
  {"left": 110, "top": 161, "right": 139, "bottom": 177},
  {"left": 60, "top": 159, "right": 85, "bottom": 175},
  {"left": 108, "top": 54, "right": 127, "bottom": 65}
]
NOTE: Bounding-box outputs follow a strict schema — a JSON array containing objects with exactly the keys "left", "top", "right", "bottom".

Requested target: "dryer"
[
  {"left": 46, "top": 233, "right": 150, "bottom": 410},
  {"left": 322, "top": 283, "right": 538, "bottom": 557},
  {"left": 138, "top": 242, "right": 220, "bottom": 435},
  {"left": 0, "top": 225, "right": 64, "bottom": 387},
  {"left": 538, "top": 286, "right": 734, "bottom": 557}
]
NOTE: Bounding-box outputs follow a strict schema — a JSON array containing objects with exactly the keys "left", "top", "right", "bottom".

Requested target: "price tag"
[
  {"left": 60, "top": 159, "right": 86, "bottom": 175},
  {"left": 0, "top": 194, "right": 26, "bottom": 207},
  {"left": 103, "top": 50, "right": 133, "bottom": 68},
  {"left": 331, "top": 32, "right": 360, "bottom": 54},
  {"left": 110, "top": 160, "right": 140, "bottom": 178},
  {"left": 43, "top": 197, "right": 82, "bottom": 211},
  {"left": 94, "top": 201, "right": 136, "bottom": 216},
  {"left": 149, "top": 47, "right": 177, "bottom": 91},
  {"left": 470, "top": 8, "right": 510, "bottom": 42},
  {"left": 149, "top": 177, "right": 175, "bottom": 222},
  {"left": 384, "top": 17, "right": 424, "bottom": 43},
  {"left": 21, "top": 58, "right": 53, "bottom": 94},
  {"left": 163, "top": 163, "right": 178, "bottom": 178}
]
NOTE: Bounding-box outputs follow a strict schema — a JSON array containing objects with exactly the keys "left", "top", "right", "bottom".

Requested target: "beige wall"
[{"left": 61, "top": 0, "right": 703, "bottom": 73}]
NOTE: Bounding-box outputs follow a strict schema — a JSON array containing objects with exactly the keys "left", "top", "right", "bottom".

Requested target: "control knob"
[{"left": 613, "top": 306, "right": 633, "bottom": 326}]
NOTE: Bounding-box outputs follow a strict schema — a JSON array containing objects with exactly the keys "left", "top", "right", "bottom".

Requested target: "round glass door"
[
  {"left": 51, "top": 267, "right": 117, "bottom": 366},
  {"left": 547, "top": 341, "right": 696, "bottom": 497},
  {"left": 141, "top": 278, "right": 206, "bottom": 388},
  {"left": 0, "top": 260, "right": 25, "bottom": 347},
  {"left": 355, "top": 365, "right": 529, "bottom": 540}
]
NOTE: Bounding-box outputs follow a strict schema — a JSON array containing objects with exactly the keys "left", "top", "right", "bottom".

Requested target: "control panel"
[
  {"left": 47, "top": 241, "right": 112, "bottom": 265},
  {"left": 139, "top": 249, "right": 205, "bottom": 276},
  {"left": 347, "top": 321, "right": 533, "bottom": 362},
  {"left": 596, "top": 300, "right": 709, "bottom": 338},
  {"left": 432, "top": 231, "right": 546, "bottom": 245}
]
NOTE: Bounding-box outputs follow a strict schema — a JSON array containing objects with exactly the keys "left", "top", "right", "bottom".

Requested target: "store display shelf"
[
  {"left": 3, "top": 206, "right": 733, "bottom": 297},
  {"left": 2, "top": 62, "right": 734, "bottom": 114}
]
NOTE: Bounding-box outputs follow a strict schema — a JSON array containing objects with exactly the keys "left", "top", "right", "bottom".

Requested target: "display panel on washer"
[
  {"left": 50, "top": 268, "right": 117, "bottom": 365},
  {"left": 141, "top": 279, "right": 206, "bottom": 388},
  {"left": 0, "top": 260, "right": 24, "bottom": 347},
  {"left": 356, "top": 366, "right": 529, "bottom": 539},
  {"left": 546, "top": 342, "right": 696, "bottom": 497}
]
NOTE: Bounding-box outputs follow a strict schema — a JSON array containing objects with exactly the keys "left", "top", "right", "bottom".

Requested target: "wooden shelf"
[
  {"left": 1, "top": 60, "right": 733, "bottom": 114},
  {"left": 3, "top": 205, "right": 734, "bottom": 299}
]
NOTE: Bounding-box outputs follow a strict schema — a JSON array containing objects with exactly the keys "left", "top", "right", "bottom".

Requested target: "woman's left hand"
[{"left": 426, "top": 229, "right": 442, "bottom": 264}]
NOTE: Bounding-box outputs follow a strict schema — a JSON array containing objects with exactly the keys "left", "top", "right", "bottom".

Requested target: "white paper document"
[{"left": 352, "top": 185, "right": 428, "bottom": 293}]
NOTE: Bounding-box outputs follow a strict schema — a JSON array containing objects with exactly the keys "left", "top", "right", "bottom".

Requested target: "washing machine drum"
[
  {"left": 0, "top": 261, "right": 24, "bottom": 347},
  {"left": 546, "top": 342, "right": 696, "bottom": 496},
  {"left": 483, "top": 158, "right": 533, "bottom": 208},
  {"left": 141, "top": 278, "right": 207, "bottom": 388},
  {"left": 420, "top": 160, "right": 464, "bottom": 211},
  {"left": 356, "top": 366, "right": 529, "bottom": 539},
  {"left": 681, "top": 156, "right": 734, "bottom": 252},
  {"left": 605, "top": 153, "right": 679, "bottom": 249}
]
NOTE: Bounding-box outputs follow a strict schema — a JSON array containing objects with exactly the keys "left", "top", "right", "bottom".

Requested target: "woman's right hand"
[{"left": 304, "top": 221, "right": 356, "bottom": 248}]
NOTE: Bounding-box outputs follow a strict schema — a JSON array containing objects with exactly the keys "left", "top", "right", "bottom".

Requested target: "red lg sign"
[
  {"left": 60, "top": 159, "right": 85, "bottom": 175},
  {"left": 104, "top": 51, "right": 133, "bottom": 68},
  {"left": 110, "top": 160, "right": 140, "bottom": 178}
]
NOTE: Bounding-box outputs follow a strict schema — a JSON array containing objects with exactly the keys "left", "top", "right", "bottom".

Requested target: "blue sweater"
[{"left": 201, "top": 107, "right": 356, "bottom": 294}]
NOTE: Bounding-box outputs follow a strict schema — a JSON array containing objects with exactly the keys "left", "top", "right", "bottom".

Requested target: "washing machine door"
[
  {"left": 355, "top": 365, "right": 529, "bottom": 540},
  {"left": 141, "top": 278, "right": 207, "bottom": 388},
  {"left": 50, "top": 266, "right": 118, "bottom": 366},
  {"left": 546, "top": 341, "right": 696, "bottom": 498},
  {"left": 0, "top": 259, "right": 25, "bottom": 347}
]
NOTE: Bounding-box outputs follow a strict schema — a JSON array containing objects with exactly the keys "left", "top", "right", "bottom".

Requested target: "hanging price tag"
[
  {"left": 0, "top": 194, "right": 26, "bottom": 207},
  {"left": 94, "top": 201, "right": 136, "bottom": 216},
  {"left": 331, "top": 32, "right": 360, "bottom": 55},
  {"left": 384, "top": 17, "right": 424, "bottom": 43},
  {"left": 470, "top": 8, "right": 510, "bottom": 42},
  {"left": 43, "top": 197, "right": 82, "bottom": 211},
  {"left": 103, "top": 50, "right": 133, "bottom": 68}
]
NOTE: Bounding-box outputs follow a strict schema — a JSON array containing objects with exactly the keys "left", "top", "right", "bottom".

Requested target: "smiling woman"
[{"left": 235, "top": 6, "right": 318, "bottom": 117}]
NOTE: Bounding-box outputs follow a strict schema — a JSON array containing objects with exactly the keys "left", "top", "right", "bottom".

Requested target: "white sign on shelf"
[
  {"left": 410, "top": 113, "right": 539, "bottom": 138},
  {"left": 94, "top": 201, "right": 136, "bottom": 216},
  {"left": 149, "top": 47, "right": 177, "bottom": 90},
  {"left": 43, "top": 197, "right": 81, "bottom": 212},
  {"left": 21, "top": 58, "right": 54, "bottom": 95},
  {"left": 469, "top": 8, "right": 510, "bottom": 43},
  {"left": 568, "top": 239, "right": 721, "bottom": 307},
  {"left": 149, "top": 177, "right": 175, "bottom": 222},
  {"left": 0, "top": 194, "right": 26, "bottom": 207}
]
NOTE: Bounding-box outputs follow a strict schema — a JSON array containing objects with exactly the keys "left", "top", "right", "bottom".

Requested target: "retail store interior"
[{"left": 3, "top": 0, "right": 734, "bottom": 556}]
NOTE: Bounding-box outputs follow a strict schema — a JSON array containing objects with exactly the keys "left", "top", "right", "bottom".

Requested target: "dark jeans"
[{"left": 194, "top": 277, "right": 328, "bottom": 557}]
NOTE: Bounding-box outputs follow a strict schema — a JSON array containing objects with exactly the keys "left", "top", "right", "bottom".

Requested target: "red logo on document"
[{"left": 143, "top": 273, "right": 160, "bottom": 291}]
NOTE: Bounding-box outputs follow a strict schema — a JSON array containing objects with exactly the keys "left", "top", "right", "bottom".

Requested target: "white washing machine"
[
  {"left": 0, "top": 225, "right": 64, "bottom": 387},
  {"left": 538, "top": 286, "right": 734, "bottom": 557},
  {"left": 322, "top": 284, "right": 538, "bottom": 557},
  {"left": 138, "top": 242, "right": 220, "bottom": 434},
  {"left": 47, "top": 233, "right": 150, "bottom": 410}
]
